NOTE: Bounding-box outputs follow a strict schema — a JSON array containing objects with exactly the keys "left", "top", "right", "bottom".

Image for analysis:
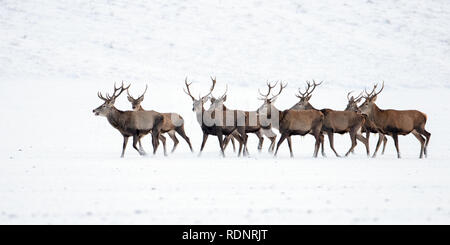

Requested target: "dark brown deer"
[
  {"left": 345, "top": 91, "right": 387, "bottom": 157},
  {"left": 208, "top": 84, "right": 277, "bottom": 155},
  {"left": 93, "top": 82, "right": 164, "bottom": 157},
  {"left": 256, "top": 82, "right": 324, "bottom": 157},
  {"left": 184, "top": 77, "right": 246, "bottom": 157},
  {"left": 291, "top": 80, "right": 369, "bottom": 157},
  {"left": 127, "top": 85, "right": 193, "bottom": 154},
  {"left": 359, "top": 82, "right": 431, "bottom": 158}
]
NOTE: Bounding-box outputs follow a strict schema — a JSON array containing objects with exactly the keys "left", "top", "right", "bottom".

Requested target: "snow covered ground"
[{"left": 1, "top": 0, "right": 450, "bottom": 224}]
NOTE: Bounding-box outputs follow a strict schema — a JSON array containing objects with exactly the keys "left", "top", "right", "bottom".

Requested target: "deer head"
[
  {"left": 208, "top": 80, "right": 228, "bottom": 111},
  {"left": 345, "top": 90, "right": 363, "bottom": 112},
  {"left": 359, "top": 81, "right": 384, "bottom": 115},
  {"left": 127, "top": 85, "right": 148, "bottom": 111},
  {"left": 184, "top": 76, "right": 216, "bottom": 112},
  {"left": 257, "top": 81, "right": 287, "bottom": 115},
  {"left": 291, "top": 80, "right": 322, "bottom": 110},
  {"left": 93, "top": 82, "right": 130, "bottom": 117}
]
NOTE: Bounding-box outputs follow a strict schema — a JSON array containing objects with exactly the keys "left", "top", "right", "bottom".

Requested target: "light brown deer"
[
  {"left": 127, "top": 85, "right": 193, "bottom": 154},
  {"left": 256, "top": 82, "right": 324, "bottom": 157},
  {"left": 93, "top": 82, "right": 164, "bottom": 157},
  {"left": 291, "top": 80, "right": 369, "bottom": 157},
  {"left": 208, "top": 84, "right": 277, "bottom": 155},
  {"left": 345, "top": 91, "right": 387, "bottom": 157},
  {"left": 359, "top": 82, "right": 431, "bottom": 158},
  {"left": 184, "top": 77, "right": 246, "bottom": 157}
]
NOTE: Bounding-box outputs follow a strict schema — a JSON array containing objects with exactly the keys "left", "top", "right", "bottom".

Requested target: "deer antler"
[
  {"left": 101, "top": 81, "right": 130, "bottom": 101},
  {"left": 347, "top": 91, "right": 354, "bottom": 101},
  {"left": 364, "top": 83, "right": 378, "bottom": 98},
  {"left": 98, "top": 91, "right": 108, "bottom": 101},
  {"left": 296, "top": 80, "right": 323, "bottom": 99},
  {"left": 127, "top": 84, "right": 147, "bottom": 100},
  {"left": 202, "top": 76, "right": 217, "bottom": 99},
  {"left": 258, "top": 81, "right": 278, "bottom": 100},
  {"left": 269, "top": 81, "right": 287, "bottom": 101},
  {"left": 372, "top": 81, "right": 384, "bottom": 98},
  {"left": 183, "top": 77, "right": 195, "bottom": 100}
]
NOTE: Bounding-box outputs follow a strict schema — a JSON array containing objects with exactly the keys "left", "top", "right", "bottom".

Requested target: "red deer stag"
[
  {"left": 208, "top": 83, "right": 277, "bottom": 155},
  {"left": 359, "top": 82, "right": 431, "bottom": 158},
  {"left": 345, "top": 90, "right": 388, "bottom": 157},
  {"left": 291, "top": 80, "right": 369, "bottom": 157},
  {"left": 127, "top": 85, "right": 193, "bottom": 154},
  {"left": 93, "top": 82, "right": 164, "bottom": 157},
  {"left": 256, "top": 82, "right": 324, "bottom": 157},
  {"left": 184, "top": 77, "right": 246, "bottom": 157}
]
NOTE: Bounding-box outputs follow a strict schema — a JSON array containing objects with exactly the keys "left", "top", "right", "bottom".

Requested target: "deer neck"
[
  {"left": 195, "top": 107, "right": 205, "bottom": 125},
  {"left": 368, "top": 103, "right": 383, "bottom": 124},
  {"left": 137, "top": 105, "right": 144, "bottom": 111},
  {"left": 305, "top": 102, "right": 317, "bottom": 110},
  {"left": 106, "top": 107, "right": 126, "bottom": 130}
]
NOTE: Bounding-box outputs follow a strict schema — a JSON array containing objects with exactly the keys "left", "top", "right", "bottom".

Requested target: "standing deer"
[
  {"left": 184, "top": 77, "right": 246, "bottom": 157},
  {"left": 291, "top": 80, "right": 369, "bottom": 157},
  {"left": 93, "top": 82, "right": 164, "bottom": 157},
  {"left": 256, "top": 82, "right": 324, "bottom": 157},
  {"left": 345, "top": 91, "right": 388, "bottom": 157},
  {"left": 208, "top": 84, "right": 277, "bottom": 155},
  {"left": 359, "top": 82, "right": 431, "bottom": 158},
  {"left": 127, "top": 85, "right": 193, "bottom": 154}
]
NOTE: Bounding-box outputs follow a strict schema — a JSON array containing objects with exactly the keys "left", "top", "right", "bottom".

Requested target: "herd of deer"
[{"left": 93, "top": 78, "right": 431, "bottom": 159}]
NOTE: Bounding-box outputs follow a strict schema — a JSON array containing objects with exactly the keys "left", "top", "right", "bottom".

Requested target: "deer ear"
[
  {"left": 127, "top": 96, "right": 133, "bottom": 102},
  {"left": 223, "top": 95, "right": 227, "bottom": 101},
  {"left": 355, "top": 97, "right": 362, "bottom": 103},
  {"left": 306, "top": 95, "right": 312, "bottom": 101},
  {"left": 371, "top": 95, "right": 378, "bottom": 102},
  {"left": 138, "top": 96, "right": 144, "bottom": 102}
]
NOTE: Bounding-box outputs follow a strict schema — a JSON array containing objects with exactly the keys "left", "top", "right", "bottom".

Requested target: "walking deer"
[
  {"left": 256, "top": 82, "right": 324, "bottom": 157},
  {"left": 184, "top": 77, "right": 246, "bottom": 157},
  {"left": 93, "top": 82, "right": 164, "bottom": 157},
  {"left": 345, "top": 91, "right": 388, "bottom": 157},
  {"left": 291, "top": 81, "right": 369, "bottom": 157},
  {"left": 127, "top": 85, "right": 193, "bottom": 154},
  {"left": 359, "top": 82, "right": 431, "bottom": 158},
  {"left": 208, "top": 84, "right": 277, "bottom": 155}
]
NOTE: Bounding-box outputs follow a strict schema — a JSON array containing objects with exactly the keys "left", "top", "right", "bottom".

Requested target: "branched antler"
[{"left": 296, "top": 80, "right": 323, "bottom": 99}]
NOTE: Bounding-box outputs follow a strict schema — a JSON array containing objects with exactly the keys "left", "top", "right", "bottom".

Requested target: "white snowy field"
[{"left": 1, "top": 0, "right": 450, "bottom": 224}]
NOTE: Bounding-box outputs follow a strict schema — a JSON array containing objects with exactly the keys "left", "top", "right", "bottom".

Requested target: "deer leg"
[
  {"left": 121, "top": 136, "right": 129, "bottom": 158},
  {"left": 175, "top": 126, "right": 193, "bottom": 153},
  {"left": 345, "top": 131, "right": 358, "bottom": 157},
  {"left": 327, "top": 132, "right": 341, "bottom": 157},
  {"left": 274, "top": 134, "right": 288, "bottom": 157},
  {"left": 417, "top": 128, "right": 431, "bottom": 158},
  {"left": 217, "top": 132, "right": 225, "bottom": 158},
  {"left": 372, "top": 133, "right": 384, "bottom": 158},
  {"left": 381, "top": 135, "right": 388, "bottom": 155},
  {"left": 167, "top": 130, "right": 179, "bottom": 153},
  {"left": 133, "top": 135, "right": 145, "bottom": 156},
  {"left": 356, "top": 133, "right": 370, "bottom": 157},
  {"left": 320, "top": 133, "right": 326, "bottom": 157},
  {"left": 237, "top": 127, "right": 248, "bottom": 157},
  {"left": 198, "top": 133, "right": 209, "bottom": 157},
  {"left": 412, "top": 130, "right": 426, "bottom": 159},
  {"left": 256, "top": 130, "right": 264, "bottom": 153},
  {"left": 230, "top": 137, "right": 236, "bottom": 153},
  {"left": 269, "top": 136, "right": 276, "bottom": 153},
  {"left": 158, "top": 134, "right": 167, "bottom": 156},
  {"left": 392, "top": 134, "right": 401, "bottom": 158},
  {"left": 222, "top": 134, "right": 231, "bottom": 152},
  {"left": 286, "top": 136, "right": 294, "bottom": 158},
  {"left": 138, "top": 135, "right": 146, "bottom": 153}
]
